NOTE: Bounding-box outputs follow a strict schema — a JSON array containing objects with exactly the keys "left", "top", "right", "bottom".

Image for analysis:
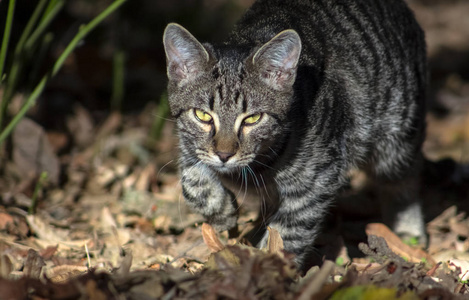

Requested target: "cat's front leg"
[
  {"left": 260, "top": 169, "right": 343, "bottom": 269},
  {"left": 180, "top": 163, "right": 238, "bottom": 231}
]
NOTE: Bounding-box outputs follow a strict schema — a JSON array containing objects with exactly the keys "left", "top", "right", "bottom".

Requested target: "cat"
[{"left": 162, "top": 0, "right": 427, "bottom": 269}]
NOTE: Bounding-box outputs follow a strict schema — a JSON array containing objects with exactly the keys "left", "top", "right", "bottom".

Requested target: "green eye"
[
  {"left": 194, "top": 109, "right": 213, "bottom": 123},
  {"left": 243, "top": 113, "right": 262, "bottom": 125}
]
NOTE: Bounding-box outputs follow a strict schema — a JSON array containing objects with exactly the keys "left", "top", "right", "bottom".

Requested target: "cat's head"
[{"left": 163, "top": 23, "right": 301, "bottom": 173}]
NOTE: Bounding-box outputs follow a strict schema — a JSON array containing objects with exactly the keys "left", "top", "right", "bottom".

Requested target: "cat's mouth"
[
  {"left": 202, "top": 159, "right": 244, "bottom": 173},
  {"left": 197, "top": 153, "right": 249, "bottom": 174}
]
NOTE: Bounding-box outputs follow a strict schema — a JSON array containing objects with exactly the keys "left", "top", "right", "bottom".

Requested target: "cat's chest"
[{"left": 219, "top": 171, "right": 279, "bottom": 206}]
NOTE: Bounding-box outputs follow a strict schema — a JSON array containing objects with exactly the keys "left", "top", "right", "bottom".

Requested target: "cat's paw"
[
  {"left": 393, "top": 202, "right": 427, "bottom": 246},
  {"left": 207, "top": 212, "right": 238, "bottom": 232}
]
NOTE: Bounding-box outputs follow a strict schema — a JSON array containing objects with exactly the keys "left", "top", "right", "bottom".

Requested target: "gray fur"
[{"left": 163, "top": 0, "right": 427, "bottom": 269}]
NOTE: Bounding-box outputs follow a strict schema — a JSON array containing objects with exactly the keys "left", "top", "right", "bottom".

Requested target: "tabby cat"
[{"left": 163, "top": 0, "right": 427, "bottom": 269}]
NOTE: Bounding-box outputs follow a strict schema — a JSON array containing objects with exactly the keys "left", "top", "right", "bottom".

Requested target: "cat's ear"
[
  {"left": 252, "top": 30, "right": 301, "bottom": 90},
  {"left": 163, "top": 23, "right": 210, "bottom": 83}
]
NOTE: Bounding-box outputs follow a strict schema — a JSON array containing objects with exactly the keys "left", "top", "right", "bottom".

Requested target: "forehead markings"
[
  {"left": 234, "top": 112, "right": 249, "bottom": 135},
  {"left": 211, "top": 59, "right": 249, "bottom": 135}
]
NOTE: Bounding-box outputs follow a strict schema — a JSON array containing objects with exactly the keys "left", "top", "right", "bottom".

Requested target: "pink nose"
[{"left": 216, "top": 151, "right": 235, "bottom": 163}]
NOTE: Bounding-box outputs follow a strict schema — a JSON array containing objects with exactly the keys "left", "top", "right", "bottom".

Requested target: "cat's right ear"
[
  {"left": 252, "top": 30, "right": 301, "bottom": 91},
  {"left": 163, "top": 23, "right": 209, "bottom": 83}
]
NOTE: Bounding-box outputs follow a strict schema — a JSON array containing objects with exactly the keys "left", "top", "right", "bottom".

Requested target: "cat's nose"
[{"left": 216, "top": 151, "right": 235, "bottom": 163}]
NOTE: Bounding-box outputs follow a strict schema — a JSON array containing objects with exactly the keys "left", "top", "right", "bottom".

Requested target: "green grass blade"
[
  {"left": 41, "top": 0, "right": 62, "bottom": 23},
  {"left": 0, "top": 0, "right": 128, "bottom": 145},
  {"left": 0, "top": 0, "right": 48, "bottom": 127},
  {"left": 24, "top": 0, "right": 66, "bottom": 52},
  {"left": 0, "top": 0, "right": 16, "bottom": 81},
  {"left": 52, "top": 0, "right": 127, "bottom": 76}
]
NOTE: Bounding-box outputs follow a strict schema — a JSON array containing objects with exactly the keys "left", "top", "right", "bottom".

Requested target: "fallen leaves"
[
  {"left": 11, "top": 118, "right": 60, "bottom": 185},
  {"left": 366, "top": 223, "right": 436, "bottom": 265},
  {"left": 267, "top": 226, "right": 284, "bottom": 256},
  {"left": 202, "top": 223, "right": 224, "bottom": 253}
]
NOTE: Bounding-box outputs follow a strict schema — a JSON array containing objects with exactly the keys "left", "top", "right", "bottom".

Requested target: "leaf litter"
[{"left": 1, "top": 0, "right": 469, "bottom": 299}]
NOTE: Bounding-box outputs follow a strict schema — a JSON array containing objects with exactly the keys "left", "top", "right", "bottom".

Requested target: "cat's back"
[
  {"left": 230, "top": 0, "right": 426, "bottom": 132},
  {"left": 231, "top": 0, "right": 425, "bottom": 67}
]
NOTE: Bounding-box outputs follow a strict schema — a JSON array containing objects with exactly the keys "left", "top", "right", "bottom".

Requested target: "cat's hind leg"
[
  {"left": 369, "top": 142, "right": 427, "bottom": 244},
  {"left": 376, "top": 174, "right": 427, "bottom": 244}
]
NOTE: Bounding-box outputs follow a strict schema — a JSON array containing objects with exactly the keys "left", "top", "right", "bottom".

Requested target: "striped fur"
[{"left": 163, "top": 0, "right": 427, "bottom": 269}]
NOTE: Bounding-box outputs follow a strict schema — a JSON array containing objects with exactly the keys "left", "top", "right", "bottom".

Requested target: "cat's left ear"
[{"left": 252, "top": 30, "right": 301, "bottom": 90}]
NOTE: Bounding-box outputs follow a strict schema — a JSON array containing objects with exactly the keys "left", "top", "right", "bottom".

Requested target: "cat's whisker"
[
  {"left": 150, "top": 112, "right": 176, "bottom": 123},
  {"left": 234, "top": 167, "right": 248, "bottom": 213},
  {"left": 268, "top": 147, "right": 279, "bottom": 157},
  {"left": 252, "top": 159, "right": 276, "bottom": 171},
  {"left": 177, "top": 181, "right": 184, "bottom": 225},
  {"left": 246, "top": 165, "right": 261, "bottom": 189},
  {"left": 156, "top": 159, "right": 174, "bottom": 182},
  {"left": 234, "top": 167, "right": 246, "bottom": 200},
  {"left": 160, "top": 117, "right": 176, "bottom": 123}
]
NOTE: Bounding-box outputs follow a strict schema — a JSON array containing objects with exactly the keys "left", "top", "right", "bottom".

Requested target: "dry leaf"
[
  {"left": 26, "top": 215, "right": 68, "bottom": 243},
  {"left": 66, "top": 104, "right": 94, "bottom": 148},
  {"left": 23, "top": 249, "right": 45, "bottom": 279},
  {"left": 12, "top": 118, "right": 60, "bottom": 184},
  {"left": 0, "top": 255, "right": 13, "bottom": 278},
  {"left": 85, "top": 279, "right": 108, "bottom": 300},
  {"left": 365, "top": 223, "right": 436, "bottom": 265},
  {"left": 45, "top": 265, "right": 89, "bottom": 283},
  {"left": 39, "top": 245, "right": 58, "bottom": 260},
  {"left": 298, "top": 260, "right": 335, "bottom": 300},
  {"left": 201, "top": 223, "right": 224, "bottom": 253},
  {"left": 267, "top": 226, "right": 284, "bottom": 256},
  {"left": 0, "top": 212, "right": 14, "bottom": 230},
  {"left": 135, "top": 164, "right": 155, "bottom": 191}
]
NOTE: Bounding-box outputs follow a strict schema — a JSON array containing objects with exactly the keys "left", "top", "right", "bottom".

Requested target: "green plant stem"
[
  {"left": 0, "top": 0, "right": 127, "bottom": 145},
  {"left": 0, "top": 0, "right": 16, "bottom": 82},
  {"left": 41, "top": 0, "right": 62, "bottom": 23},
  {"left": 0, "top": 0, "right": 48, "bottom": 128},
  {"left": 28, "top": 33, "right": 54, "bottom": 86},
  {"left": 29, "top": 171, "right": 48, "bottom": 215},
  {"left": 24, "top": 0, "right": 65, "bottom": 52}
]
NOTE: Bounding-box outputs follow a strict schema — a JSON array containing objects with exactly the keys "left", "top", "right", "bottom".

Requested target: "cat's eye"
[
  {"left": 194, "top": 109, "right": 213, "bottom": 123},
  {"left": 243, "top": 113, "right": 262, "bottom": 125}
]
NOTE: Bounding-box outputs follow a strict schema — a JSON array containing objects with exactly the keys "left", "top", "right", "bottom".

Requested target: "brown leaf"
[
  {"left": 0, "top": 254, "right": 13, "bottom": 278},
  {"left": 202, "top": 223, "right": 225, "bottom": 253},
  {"left": 297, "top": 260, "right": 335, "bottom": 300},
  {"left": 267, "top": 226, "right": 284, "bottom": 256},
  {"left": 12, "top": 118, "right": 60, "bottom": 184},
  {"left": 66, "top": 104, "right": 94, "bottom": 148},
  {"left": 0, "top": 212, "right": 14, "bottom": 230},
  {"left": 45, "top": 265, "right": 89, "bottom": 283},
  {"left": 85, "top": 279, "right": 108, "bottom": 300},
  {"left": 135, "top": 164, "right": 156, "bottom": 191},
  {"left": 365, "top": 223, "right": 436, "bottom": 265},
  {"left": 39, "top": 245, "right": 58, "bottom": 260},
  {"left": 23, "top": 249, "right": 45, "bottom": 279},
  {"left": 46, "top": 131, "right": 69, "bottom": 153}
]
